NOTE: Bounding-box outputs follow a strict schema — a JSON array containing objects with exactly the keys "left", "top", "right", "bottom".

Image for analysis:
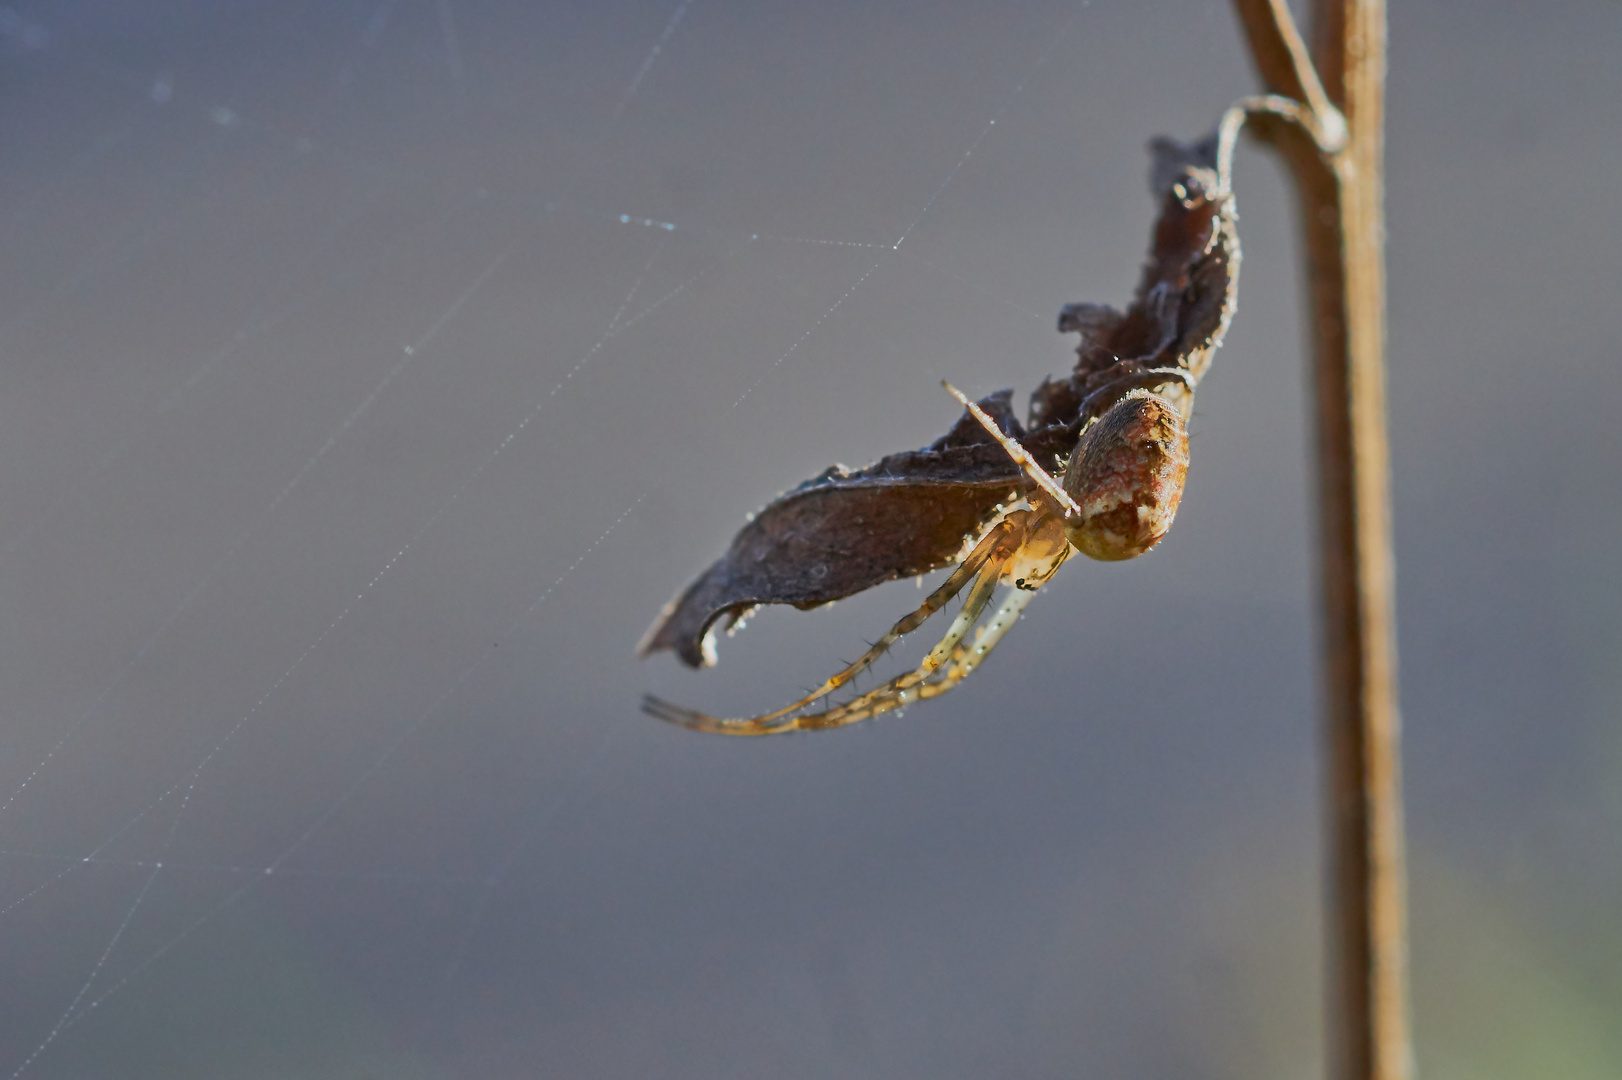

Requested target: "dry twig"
[{"left": 1231, "top": 2, "right": 1411, "bottom": 1078}]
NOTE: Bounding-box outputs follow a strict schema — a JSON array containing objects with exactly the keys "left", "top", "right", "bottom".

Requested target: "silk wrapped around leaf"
[{"left": 641, "top": 133, "right": 1239, "bottom": 668}]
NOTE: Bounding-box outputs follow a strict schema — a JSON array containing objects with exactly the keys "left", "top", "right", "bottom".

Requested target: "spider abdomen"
[{"left": 1062, "top": 389, "right": 1190, "bottom": 561}]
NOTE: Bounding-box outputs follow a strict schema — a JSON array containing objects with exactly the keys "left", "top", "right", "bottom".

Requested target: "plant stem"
[{"left": 1230, "top": 2, "right": 1411, "bottom": 1079}]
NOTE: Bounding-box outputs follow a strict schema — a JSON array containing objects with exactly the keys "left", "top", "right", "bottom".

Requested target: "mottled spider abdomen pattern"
[{"left": 1062, "top": 389, "right": 1190, "bottom": 562}]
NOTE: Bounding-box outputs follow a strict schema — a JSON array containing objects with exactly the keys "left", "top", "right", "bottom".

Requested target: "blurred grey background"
[{"left": 0, "top": 1, "right": 1617, "bottom": 1077}]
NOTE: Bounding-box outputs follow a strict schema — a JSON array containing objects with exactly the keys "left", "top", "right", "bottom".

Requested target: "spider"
[{"left": 642, "top": 377, "right": 1192, "bottom": 735}]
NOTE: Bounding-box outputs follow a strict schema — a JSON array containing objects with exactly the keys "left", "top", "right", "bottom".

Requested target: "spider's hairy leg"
[
  {"left": 641, "top": 512, "right": 1027, "bottom": 736},
  {"left": 759, "top": 514, "right": 1070, "bottom": 731},
  {"left": 938, "top": 570, "right": 1044, "bottom": 683},
  {"left": 837, "top": 590, "right": 1041, "bottom": 723},
  {"left": 794, "top": 544, "right": 1060, "bottom": 729},
  {"left": 942, "top": 381, "right": 1081, "bottom": 518},
  {"left": 770, "top": 545, "right": 1014, "bottom": 731}
]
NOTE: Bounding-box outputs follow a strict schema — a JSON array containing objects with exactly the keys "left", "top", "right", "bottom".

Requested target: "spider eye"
[{"left": 1061, "top": 389, "right": 1190, "bottom": 562}]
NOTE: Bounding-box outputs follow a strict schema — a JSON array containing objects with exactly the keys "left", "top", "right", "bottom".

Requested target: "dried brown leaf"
[{"left": 641, "top": 133, "right": 1238, "bottom": 668}]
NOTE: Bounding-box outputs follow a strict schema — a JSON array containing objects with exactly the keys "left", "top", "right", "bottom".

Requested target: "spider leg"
[
  {"left": 937, "top": 571, "right": 1044, "bottom": 683},
  {"left": 796, "top": 545, "right": 1063, "bottom": 729},
  {"left": 766, "top": 550, "right": 1014, "bottom": 732},
  {"left": 726, "top": 529, "right": 1070, "bottom": 733},
  {"left": 942, "top": 381, "right": 1082, "bottom": 519},
  {"left": 807, "top": 538, "right": 1064, "bottom": 723},
  {"left": 642, "top": 513, "right": 1026, "bottom": 735}
]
